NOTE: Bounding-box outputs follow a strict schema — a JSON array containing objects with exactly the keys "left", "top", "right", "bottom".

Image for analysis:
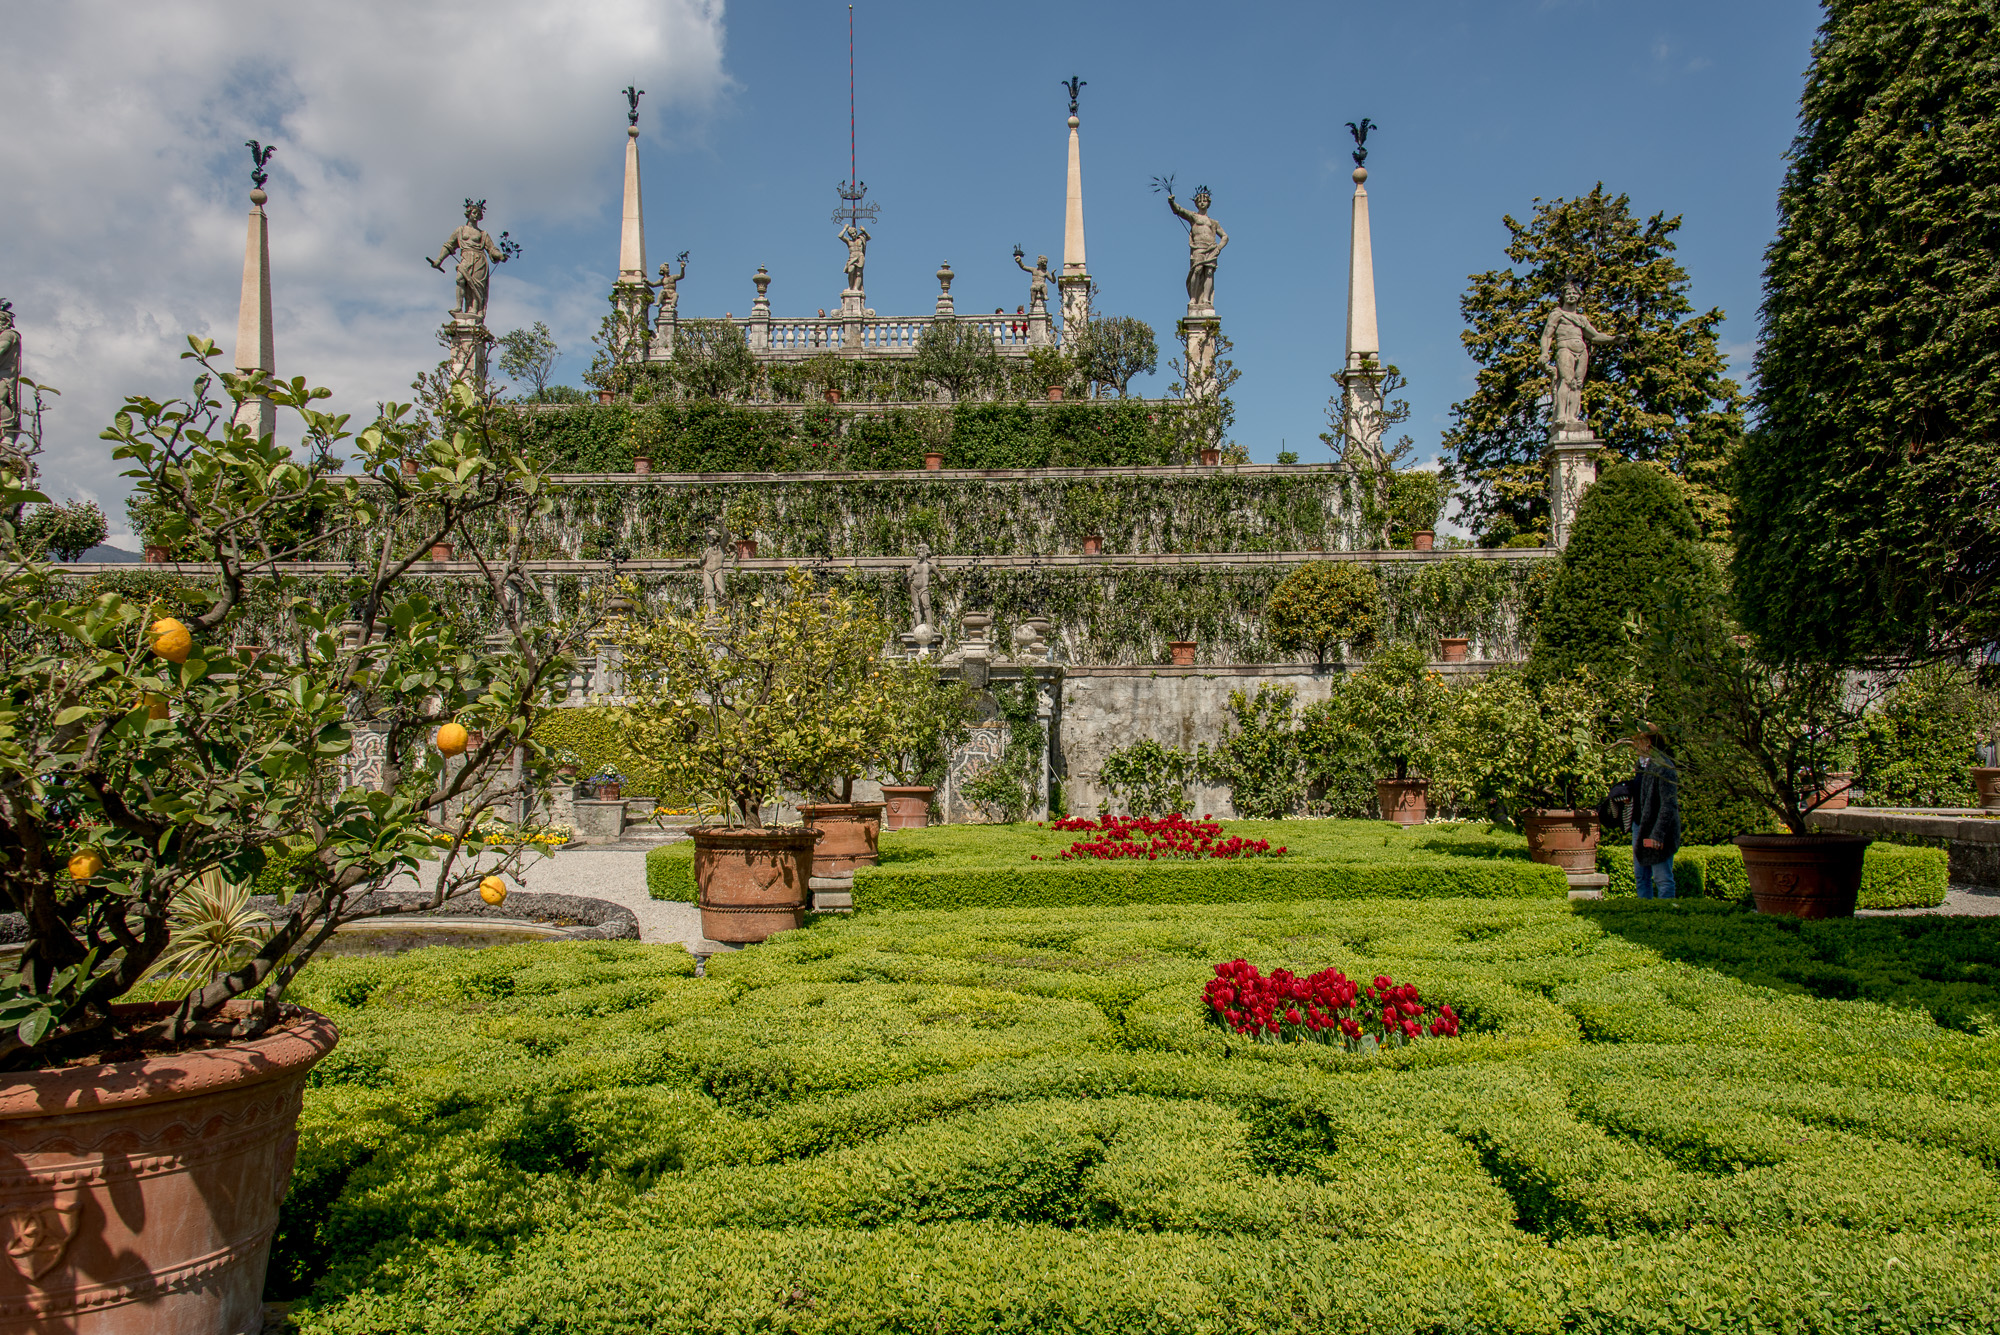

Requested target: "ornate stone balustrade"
[{"left": 724, "top": 309, "right": 1056, "bottom": 361}]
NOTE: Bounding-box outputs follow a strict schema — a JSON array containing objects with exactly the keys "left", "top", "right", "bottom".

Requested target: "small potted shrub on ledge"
[
  {"left": 617, "top": 569, "right": 908, "bottom": 942},
  {"left": 1449, "top": 668, "right": 1617, "bottom": 873},
  {"left": 1342, "top": 643, "right": 1448, "bottom": 824},
  {"left": 1645, "top": 584, "right": 1875, "bottom": 917},
  {"left": 0, "top": 346, "right": 589, "bottom": 1333}
]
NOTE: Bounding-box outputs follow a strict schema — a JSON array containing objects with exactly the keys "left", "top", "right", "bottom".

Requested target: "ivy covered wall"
[{"left": 506, "top": 398, "right": 1194, "bottom": 474}]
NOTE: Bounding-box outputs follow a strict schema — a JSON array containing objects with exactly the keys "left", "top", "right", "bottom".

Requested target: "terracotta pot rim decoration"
[
  {"left": 879, "top": 784, "right": 935, "bottom": 831},
  {"left": 1972, "top": 766, "right": 2000, "bottom": 811},
  {"left": 1734, "top": 832, "right": 1870, "bottom": 919},
  {"left": 1375, "top": 777, "right": 1429, "bottom": 827},
  {"left": 1520, "top": 808, "right": 1602, "bottom": 873},
  {"left": 692, "top": 825, "right": 816, "bottom": 944},
  {"left": 0, "top": 1000, "right": 338, "bottom": 1333}
]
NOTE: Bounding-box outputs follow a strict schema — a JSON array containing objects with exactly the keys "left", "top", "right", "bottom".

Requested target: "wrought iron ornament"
[
  {"left": 1062, "top": 76, "right": 1085, "bottom": 116},
  {"left": 245, "top": 140, "right": 276, "bottom": 189},
  {"left": 1346, "top": 118, "right": 1375, "bottom": 168},
  {"left": 624, "top": 86, "right": 644, "bottom": 126},
  {"left": 833, "top": 180, "right": 878, "bottom": 229}
]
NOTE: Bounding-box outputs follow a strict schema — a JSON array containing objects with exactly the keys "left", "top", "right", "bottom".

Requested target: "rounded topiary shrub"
[{"left": 1266, "top": 562, "right": 1380, "bottom": 669}]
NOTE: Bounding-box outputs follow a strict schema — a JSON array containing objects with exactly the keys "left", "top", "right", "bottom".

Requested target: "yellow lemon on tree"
[
  {"left": 149, "top": 617, "right": 193, "bottom": 664},
  {"left": 68, "top": 851, "right": 105, "bottom": 882},
  {"left": 138, "top": 692, "right": 169, "bottom": 721},
  {"left": 436, "top": 722, "right": 469, "bottom": 757},
  {"left": 478, "top": 876, "right": 508, "bottom": 906}
]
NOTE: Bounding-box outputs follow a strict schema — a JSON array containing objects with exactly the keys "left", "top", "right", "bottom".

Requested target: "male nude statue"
[
  {"left": 838, "top": 223, "right": 870, "bottom": 292},
  {"left": 1539, "top": 280, "right": 1621, "bottom": 431},
  {"left": 908, "top": 541, "right": 938, "bottom": 632},
  {"left": 652, "top": 251, "right": 688, "bottom": 331},
  {"left": 1014, "top": 251, "right": 1054, "bottom": 312},
  {"left": 1166, "top": 187, "right": 1228, "bottom": 313},
  {"left": 430, "top": 200, "right": 506, "bottom": 319}
]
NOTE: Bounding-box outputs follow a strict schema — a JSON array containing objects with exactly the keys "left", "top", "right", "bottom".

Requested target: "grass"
[
  {"left": 278, "top": 896, "right": 2000, "bottom": 1334},
  {"left": 647, "top": 818, "right": 1568, "bottom": 906}
]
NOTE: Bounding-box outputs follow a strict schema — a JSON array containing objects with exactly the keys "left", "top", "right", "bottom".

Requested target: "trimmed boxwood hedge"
[
  {"left": 275, "top": 897, "right": 2000, "bottom": 1332},
  {"left": 1597, "top": 840, "right": 1949, "bottom": 909},
  {"left": 646, "top": 819, "right": 1569, "bottom": 906}
]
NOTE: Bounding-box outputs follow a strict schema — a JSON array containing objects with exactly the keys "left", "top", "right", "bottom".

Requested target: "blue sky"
[{"left": 4, "top": 0, "right": 1825, "bottom": 529}]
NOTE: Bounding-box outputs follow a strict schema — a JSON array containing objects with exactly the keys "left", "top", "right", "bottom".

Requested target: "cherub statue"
[{"left": 1013, "top": 248, "right": 1054, "bottom": 313}]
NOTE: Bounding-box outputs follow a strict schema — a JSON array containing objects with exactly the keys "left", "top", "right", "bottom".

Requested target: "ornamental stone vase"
[
  {"left": 879, "top": 785, "right": 934, "bottom": 830},
  {"left": 798, "top": 802, "right": 885, "bottom": 877},
  {"left": 1973, "top": 767, "right": 2000, "bottom": 810},
  {"left": 0, "top": 1002, "right": 338, "bottom": 1335},
  {"left": 1521, "top": 809, "right": 1601, "bottom": 873},
  {"left": 1735, "top": 832, "right": 1869, "bottom": 918},
  {"left": 693, "top": 827, "right": 815, "bottom": 943},
  {"left": 1376, "top": 778, "right": 1428, "bottom": 826}
]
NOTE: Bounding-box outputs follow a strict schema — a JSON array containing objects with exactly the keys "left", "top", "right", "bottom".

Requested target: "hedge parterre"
[{"left": 278, "top": 896, "right": 2000, "bottom": 1333}]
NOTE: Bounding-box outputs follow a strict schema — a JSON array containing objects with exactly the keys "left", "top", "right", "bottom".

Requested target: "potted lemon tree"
[
  {"left": 0, "top": 343, "right": 589, "bottom": 1333},
  {"left": 1341, "top": 643, "right": 1450, "bottom": 824},
  {"left": 1446, "top": 668, "right": 1619, "bottom": 871},
  {"left": 616, "top": 570, "right": 906, "bottom": 941}
]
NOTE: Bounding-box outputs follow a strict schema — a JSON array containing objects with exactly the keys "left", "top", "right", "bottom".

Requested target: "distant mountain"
[{"left": 73, "top": 545, "right": 145, "bottom": 564}]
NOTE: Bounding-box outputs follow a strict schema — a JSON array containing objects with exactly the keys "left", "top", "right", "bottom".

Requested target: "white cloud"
[{"left": 0, "top": 0, "right": 730, "bottom": 518}]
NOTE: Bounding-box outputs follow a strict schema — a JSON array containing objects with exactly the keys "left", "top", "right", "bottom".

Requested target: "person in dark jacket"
[{"left": 1626, "top": 725, "right": 1680, "bottom": 899}]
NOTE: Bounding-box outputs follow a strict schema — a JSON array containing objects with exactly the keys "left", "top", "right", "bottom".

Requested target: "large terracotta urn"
[
  {"left": 880, "top": 785, "right": 934, "bottom": 830},
  {"left": 1734, "top": 832, "right": 1870, "bottom": 919},
  {"left": 797, "top": 802, "right": 885, "bottom": 877},
  {"left": 1972, "top": 766, "right": 2000, "bottom": 810},
  {"left": 1376, "top": 778, "right": 1429, "bottom": 827},
  {"left": 0, "top": 1003, "right": 337, "bottom": 1335},
  {"left": 1168, "top": 640, "right": 1197, "bottom": 667},
  {"left": 1521, "top": 809, "right": 1602, "bottom": 873},
  {"left": 693, "top": 827, "right": 814, "bottom": 943}
]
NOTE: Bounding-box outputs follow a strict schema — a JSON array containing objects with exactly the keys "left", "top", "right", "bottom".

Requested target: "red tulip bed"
[
  {"left": 1202, "top": 958, "right": 1460, "bottom": 1051},
  {"left": 1040, "top": 813, "right": 1286, "bottom": 862}
]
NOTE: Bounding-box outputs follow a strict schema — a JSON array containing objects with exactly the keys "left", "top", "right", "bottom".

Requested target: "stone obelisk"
[
  {"left": 1057, "top": 77, "right": 1092, "bottom": 339},
  {"left": 233, "top": 147, "right": 277, "bottom": 442},
  {"left": 613, "top": 86, "right": 652, "bottom": 363},
  {"left": 1334, "top": 160, "right": 1384, "bottom": 462}
]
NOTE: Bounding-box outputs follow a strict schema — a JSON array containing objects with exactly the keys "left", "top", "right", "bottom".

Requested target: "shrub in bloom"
[
  {"left": 1046, "top": 813, "right": 1286, "bottom": 862},
  {"left": 1200, "top": 959, "right": 1459, "bottom": 1051}
]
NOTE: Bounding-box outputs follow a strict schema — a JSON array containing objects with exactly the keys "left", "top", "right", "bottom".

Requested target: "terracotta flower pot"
[
  {"left": 1046, "top": 387, "right": 1063, "bottom": 401},
  {"left": 1082, "top": 535, "right": 1103, "bottom": 556},
  {"left": 430, "top": 542, "right": 454, "bottom": 561},
  {"left": 735, "top": 538, "right": 758, "bottom": 559},
  {"left": 1521, "top": 808, "right": 1602, "bottom": 873},
  {"left": 1376, "top": 778, "right": 1429, "bottom": 826},
  {"left": 798, "top": 802, "right": 885, "bottom": 877},
  {"left": 924, "top": 451, "right": 944, "bottom": 471},
  {"left": 0, "top": 1002, "right": 337, "bottom": 1335},
  {"left": 1735, "top": 832, "right": 1870, "bottom": 918},
  {"left": 880, "top": 785, "right": 935, "bottom": 830},
  {"left": 142, "top": 546, "right": 169, "bottom": 564},
  {"left": 1168, "top": 640, "right": 1197, "bottom": 666},
  {"left": 1815, "top": 771, "right": 1855, "bottom": 811},
  {"left": 1439, "top": 636, "right": 1470, "bottom": 664},
  {"left": 1413, "top": 530, "right": 1435, "bottom": 551},
  {"left": 1200, "top": 447, "right": 1221, "bottom": 466},
  {"left": 824, "top": 388, "right": 841, "bottom": 404},
  {"left": 592, "top": 781, "right": 621, "bottom": 802},
  {"left": 400, "top": 458, "right": 420, "bottom": 477},
  {"left": 632, "top": 456, "right": 652, "bottom": 475},
  {"left": 693, "top": 826, "right": 815, "bottom": 943},
  {"left": 1973, "top": 766, "right": 2000, "bottom": 810},
  {"left": 598, "top": 389, "right": 615, "bottom": 405}
]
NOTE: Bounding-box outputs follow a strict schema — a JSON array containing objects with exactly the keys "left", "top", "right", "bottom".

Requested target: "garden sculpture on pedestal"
[
  {"left": 697, "top": 523, "right": 729, "bottom": 614},
  {"left": 1013, "top": 249, "right": 1054, "bottom": 316},
  {"left": 908, "top": 541, "right": 938, "bottom": 634},
  {"left": 429, "top": 199, "right": 516, "bottom": 321},
  {"left": 0, "top": 299, "right": 22, "bottom": 452},
  {"left": 1160, "top": 181, "right": 1228, "bottom": 315},
  {"left": 839, "top": 222, "right": 870, "bottom": 294},
  {"left": 651, "top": 251, "right": 688, "bottom": 332},
  {"left": 1539, "top": 280, "right": 1621, "bottom": 434}
]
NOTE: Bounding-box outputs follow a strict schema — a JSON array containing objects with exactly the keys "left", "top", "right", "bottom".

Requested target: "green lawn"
[
  {"left": 648, "top": 818, "right": 1568, "bottom": 906},
  {"left": 279, "top": 897, "right": 2000, "bottom": 1333}
]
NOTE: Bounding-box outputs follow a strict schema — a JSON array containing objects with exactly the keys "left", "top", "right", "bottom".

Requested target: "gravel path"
[{"left": 1857, "top": 884, "right": 2000, "bottom": 918}]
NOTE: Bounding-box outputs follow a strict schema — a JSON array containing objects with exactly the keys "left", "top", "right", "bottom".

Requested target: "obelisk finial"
[
  {"left": 624, "top": 85, "right": 644, "bottom": 127},
  {"left": 233, "top": 140, "right": 276, "bottom": 439}
]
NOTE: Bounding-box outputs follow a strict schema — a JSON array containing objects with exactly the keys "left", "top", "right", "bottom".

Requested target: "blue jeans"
[{"left": 1633, "top": 841, "right": 1676, "bottom": 899}]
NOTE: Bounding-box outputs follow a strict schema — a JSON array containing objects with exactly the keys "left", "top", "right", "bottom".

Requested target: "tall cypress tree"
[
  {"left": 1442, "top": 186, "right": 1746, "bottom": 545},
  {"left": 1739, "top": 0, "right": 2000, "bottom": 663}
]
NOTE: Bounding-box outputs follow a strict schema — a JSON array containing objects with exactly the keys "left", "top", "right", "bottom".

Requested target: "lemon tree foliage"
[
  {"left": 274, "top": 901, "right": 2000, "bottom": 1333},
  {"left": 1444, "top": 669, "right": 1621, "bottom": 821},
  {"left": 0, "top": 341, "right": 590, "bottom": 1068},
  {"left": 614, "top": 569, "right": 920, "bottom": 824},
  {"left": 1265, "top": 561, "right": 1380, "bottom": 669},
  {"left": 1340, "top": 643, "right": 1451, "bottom": 782},
  {"left": 1441, "top": 186, "right": 1746, "bottom": 544},
  {"left": 1738, "top": 0, "right": 2000, "bottom": 662}
]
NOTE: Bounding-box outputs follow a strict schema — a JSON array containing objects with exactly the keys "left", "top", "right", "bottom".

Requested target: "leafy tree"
[
  {"left": 1528, "top": 461, "right": 1712, "bottom": 688},
  {"left": 670, "top": 320, "right": 758, "bottom": 402},
  {"left": 1855, "top": 662, "right": 1991, "bottom": 808},
  {"left": 1199, "top": 685, "right": 1304, "bottom": 818},
  {"left": 1266, "top": 562, "right": 1380, "bottom": 669},
  {"left": 1341, "top": 643, "right": 1451, "bottom": 782},
  {"left": 1443, "top": 668, "right": 1620, "bottom": 823},
  {"left": 1440, "top": 186, "right": 1746, "bottom": 544},
  {"left": 1097, "top": 738, "right": 1199, "bottom": 816},
  {"left": 0, "top": 341, "right": 586, "bottom": 1066},
  {"left": 1298, "top": 687, "right": 1377, "bottom": 816},
  {"left": 914, "top": 320, "right": 1003, "bottom": 402},
  {"left": 1738, "top": 0, "right": 2000, "bottom": 663},
  {"left": 1387, "top": 470, "right": 1447, "bottom": 545},
  {"left": 20, "top": 497, "right": 107, "bottom": 561},
  {"left": 497, "top": 322, "right": 560, "bottom": 401},
  {"left": 1074, "top": 315, "right": 1158, "bottom": 398}
]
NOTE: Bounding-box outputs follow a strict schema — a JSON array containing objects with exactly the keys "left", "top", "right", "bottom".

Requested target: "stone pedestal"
[
  {"left": 1058, "top": 273, "right": 1091, "bottom": 344},
  {"left": 572, "top": 798, "right": 627, "bottom": 842},
  {"left": 1545, "top": 430, "right": 1603, "bottom": 549},
  {"left": 746, "top": 266, "right": 772, "bottom": 353},
  {"left": 840, "top": 288, "right": 866, "bottom": 350},
  {"left": 1178, "top": 315, "right": 1221, "bottom": 403},
  {"left": 443, "top": 315, "right": 493, "bottom": 387},
  {"left": 935, "top": 263, "right": 956, "bottom": 318}
]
